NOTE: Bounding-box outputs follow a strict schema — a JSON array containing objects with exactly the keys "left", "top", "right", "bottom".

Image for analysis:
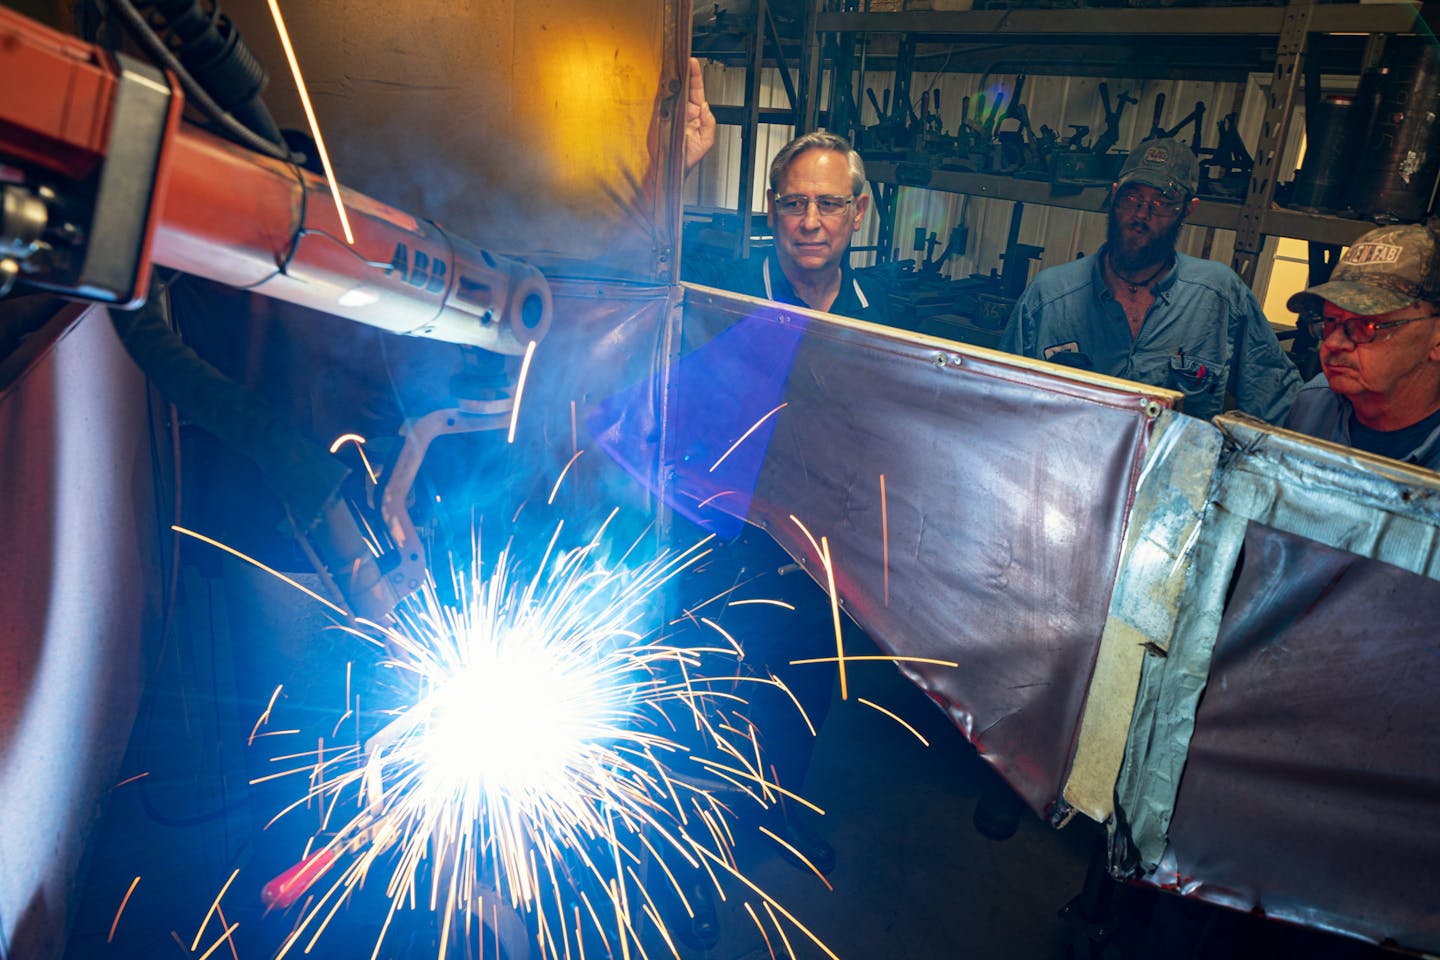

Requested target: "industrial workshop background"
[
  {"left": 3, "top": 1, "right": 1440, "bottom": 959},
  {"left": 682, "top": 0, "right": 1435, "bottom": 353}
]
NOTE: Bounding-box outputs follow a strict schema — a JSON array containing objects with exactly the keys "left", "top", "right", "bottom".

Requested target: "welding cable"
[
  {"left": 102, "top": 0, "right": 301, "bottom": 164},
  {"left": 139, "top": 356, "right": 182, "bottom": 663},
  {"left": 110, "top": 278, "right": 349, "bottom": 533},
  {"left": 138, "top": 278, "right": 187, "bottom": 672},
  {"left": 231, "top": 159, "right": 309, "bottom": 291}
]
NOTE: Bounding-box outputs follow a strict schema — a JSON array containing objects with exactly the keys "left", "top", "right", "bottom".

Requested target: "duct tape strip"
[{"left": 1062, "top": 411, "right": 1222, "bottom": 826}]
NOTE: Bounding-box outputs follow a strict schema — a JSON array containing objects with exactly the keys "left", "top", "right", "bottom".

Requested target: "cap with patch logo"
[
  {"left": 1286, "top": 223, "right": 1440, "bottom": 317},
  {"left": 1115, "top": 138, "right": 1200, "bottom": 200}
]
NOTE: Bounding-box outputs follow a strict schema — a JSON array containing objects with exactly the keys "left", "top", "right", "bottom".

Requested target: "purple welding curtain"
[
  {"left": 0, "top": 304, "right": 155, "bottom": 955},
  {"left": 590, "top": 303, "right": 808, "bottom": 540},
  {"left": 1157, "top": 525, "right": 1440, "bottom": 953},
  {"left": 593, "top": 286, "right": 1167, "bottom": 814}
]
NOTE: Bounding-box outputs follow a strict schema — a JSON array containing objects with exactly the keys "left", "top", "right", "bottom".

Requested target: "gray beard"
[{"left": 1106, "top": 212, "right": 1184, "bottom": 274}]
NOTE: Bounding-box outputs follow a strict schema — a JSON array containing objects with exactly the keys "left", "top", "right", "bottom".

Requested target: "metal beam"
[
  {"left": 865, "top": 160, "right": 1381, "bottom": 246},
  {"left": 815, "top": 3, "right": 1421, "bottom": 38}
]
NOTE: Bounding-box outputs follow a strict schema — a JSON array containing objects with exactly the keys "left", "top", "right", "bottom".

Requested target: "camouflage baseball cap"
[
  {"left": 1116, "top": 138, "right": 1199, "bottom": 200},
  {"left": 1286, "top": 223, "right": 1440, "bottom": 317}
]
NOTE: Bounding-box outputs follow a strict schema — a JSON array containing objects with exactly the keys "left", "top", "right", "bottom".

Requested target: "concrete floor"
[{"left": 679, "top": 652, "right": 1098, "bottom": 960}]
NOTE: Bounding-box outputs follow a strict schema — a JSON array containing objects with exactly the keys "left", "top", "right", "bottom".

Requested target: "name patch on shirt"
[{"left": 1043, "top": 341, "right": 1082, "bottom": 360}]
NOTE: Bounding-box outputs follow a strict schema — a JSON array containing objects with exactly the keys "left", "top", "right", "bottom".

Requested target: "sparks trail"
[
  {"left": 173, "top": 511, "right": 842, "bottom": 959},
  {"left": 857, "top": 698, "right": 930, "bottom": 747},
  {"left": 880, "top": 473, "right": 890, "bottom": 608},
  {"left": 266, "top": 0, "right": 353, "bottom": 244},
  {"left": 711, "top": 402, "right": 788, "bottom": 473},
  {"left": 108, "top": 875, "right": 141, "bottom": 943}
]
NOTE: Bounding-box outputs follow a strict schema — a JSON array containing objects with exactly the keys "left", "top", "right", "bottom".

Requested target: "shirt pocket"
[{"left": 1168, "top": 353, "right": 1222, "bottom": 400}]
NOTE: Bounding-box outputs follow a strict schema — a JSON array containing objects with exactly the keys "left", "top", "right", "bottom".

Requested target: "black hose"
[
  {"left": 103, "top": 0, "right": 300, "bottom": 164},
  {"left": 110, "top": 279, "right": 348, "bottom": 531}
]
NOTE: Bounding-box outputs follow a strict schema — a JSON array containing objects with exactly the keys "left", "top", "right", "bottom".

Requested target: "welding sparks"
[
  {"left": 547, "top": 448, "right": 586, "bottom": 504},
  {"left": 237, "top": 516, "right": 841, "bottom": 959},
  {"left": 329, "top": 433, "right": 379, "bottom": 485},
  {"left": 785, "top": 517, "right": 850, "bottom": 701},
  {"left": 857, "top": 697, "right": 931, "bottom": 746},
  {"left": 108, "top": 876, "right": 141, "bottom": 943},
  {"left": 194, "top": 921, "right": 240, "bottom": 960},
  {"left": 173, "top": 525, "right": 347, "bottom": 617},
  {"left": 880, "top": 473, "right": 890, "bottom": 607},
  {"left": 508, "top": 340, "right": 539, "bottom": 443},
  {"left": 821, "top": 536, "right": 848, "bottom": 701},
  {"left": 710, "top": 402, "right": 788, "bottom": 473},
  {"left": 696, "top": 489, "right": 739, "bottom": 510},
  {"left": 249, "top": 684, "right": 285, "bottom": 745},
  {"left": 758, "top": 825, "right": 833, "bottom": 890},
  {"left": 267, "top": 0, "right": 354, "bottom": 244},
  {"left": 790, "top": 654, "right": 960, "bottom": 668},
  {"left": 191, "top": 870, "right": 240, "bottom": 951},
  {"left": 728, "top": 598, "right": 796, "bottom": 611}
]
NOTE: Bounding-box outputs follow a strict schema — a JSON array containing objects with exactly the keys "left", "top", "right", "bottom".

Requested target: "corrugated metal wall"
[{"left": 687, "top": 59, "right": 1308, "bottom": 310}]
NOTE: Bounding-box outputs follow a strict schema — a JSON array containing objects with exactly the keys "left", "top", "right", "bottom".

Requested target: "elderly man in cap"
[
  {"left": 1000, "top": 137, "right": 1301, "bottom": 423},
  {"left": 1285, "top": 222, "right": 1440, "bottom": 466}
]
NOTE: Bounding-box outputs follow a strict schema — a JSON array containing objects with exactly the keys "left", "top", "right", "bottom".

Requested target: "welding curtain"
[
  {"left": 1159, "top": 526, "right": 1440, "bottom": 949},
  {"left": 1144, "top": 418, "right": 1440, "bottom": 953},
  {"left": 593, "top": 284, "right": 1175, "bottom": 815},
  {"left": 0, "top": 305, "right": 156, "bottom": 957}
]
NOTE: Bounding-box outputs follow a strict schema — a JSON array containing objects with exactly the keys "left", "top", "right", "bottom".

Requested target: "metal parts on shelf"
[
  {"left": 811, "top": 0, "right": 1432, "bottom": 286},
  {"left": 858, "top": 74, "right": 1146, "bottom": 192},
  {"left": 1345, "top": 38, "right": 1440, "bottom": 224},
  {"left": 874, "top": 201, "right": 1043, "bottom": 347}
]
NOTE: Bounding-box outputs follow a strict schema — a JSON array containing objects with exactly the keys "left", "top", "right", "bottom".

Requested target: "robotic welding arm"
[
  {"left": 0, "top": 5, "right": 551, "bottom": 354},
  {"left": 0, "top": 6, "right": 552, "bottom": 622}
]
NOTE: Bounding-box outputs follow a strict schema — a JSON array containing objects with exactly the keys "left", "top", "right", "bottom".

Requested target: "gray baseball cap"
[
  {"left": 1287, "top": 223, "right": 1440, "bottom": 316},
  {"left": 1116, "top": 138, "right": 1199, "bottom": 200}
]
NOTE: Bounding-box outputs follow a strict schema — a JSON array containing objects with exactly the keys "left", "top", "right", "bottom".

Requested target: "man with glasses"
[
  {"left": 1284, "top": 222, "right": 1440, "bottom": 466},
  {"left": 1000, "top": 138, "right": 1301, "bottom": 423},
  {"left": 1129, "top": 226, "right": 1440, "bottom": 960},
  {"left": 685, "top": 130, "right": 891, "bottom": 324},
  {"left": 669, "top": 113, "right": 880, "bottom": 949}
]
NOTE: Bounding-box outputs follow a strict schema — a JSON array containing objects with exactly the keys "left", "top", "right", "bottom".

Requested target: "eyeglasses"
[
  {"left": 773, "top": 194, "right": 856, "bottom": 218},
  {"left": 1113, "top": 192, "right": 1185, "bottom": 220},
  {"left": 1303, "top": 312, "right": 1437, "bottom": 344}
]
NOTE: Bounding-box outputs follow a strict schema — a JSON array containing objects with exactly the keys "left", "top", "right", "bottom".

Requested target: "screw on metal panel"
[
  {"left": 950, "top": 355, "right": 964, "bottom": 367},
  {"left": 1143, "top": 400, "right": 1163, "bottom": 420},
  {"left": 935, "top": 354, "right": 947, "bottom": 367}
]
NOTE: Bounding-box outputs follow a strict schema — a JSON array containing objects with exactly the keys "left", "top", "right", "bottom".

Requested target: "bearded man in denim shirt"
[{"left": 1000, "top": 138, "right": 1302, "bottom": 423}]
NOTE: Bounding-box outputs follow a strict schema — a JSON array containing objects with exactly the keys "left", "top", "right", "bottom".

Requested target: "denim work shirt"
[
  {"left": 1000, "top": 249, "right": 1302, "bottom": 423},
  {"left": 1284, "top": 374, "right": 1440, "bottom": 470}
]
